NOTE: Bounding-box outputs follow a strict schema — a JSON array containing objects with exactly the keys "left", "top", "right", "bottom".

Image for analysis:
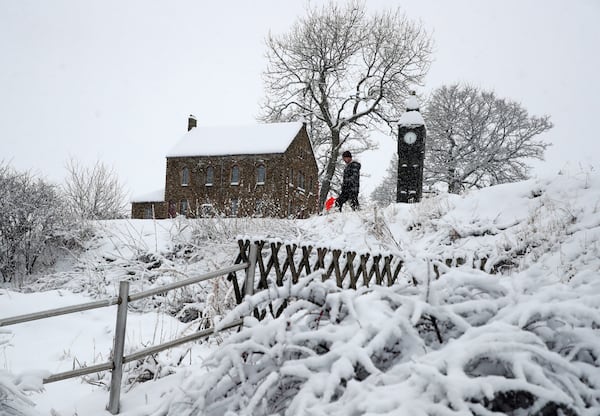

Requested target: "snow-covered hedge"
[{"left": 155, "top": 267, "right": 600, "bottom": 416}]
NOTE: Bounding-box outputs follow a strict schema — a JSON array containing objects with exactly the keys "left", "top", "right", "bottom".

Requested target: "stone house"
[{"left": 131, "top": 117, "right": 319, "bottom": 219}]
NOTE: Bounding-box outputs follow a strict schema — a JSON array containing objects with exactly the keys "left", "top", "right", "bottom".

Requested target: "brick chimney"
[{"left": 187, "top": 114, "right": 197, "bottom": 131}]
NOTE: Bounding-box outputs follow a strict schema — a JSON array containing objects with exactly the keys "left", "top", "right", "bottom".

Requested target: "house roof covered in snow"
[
  {"left": 131, "top": 188, "right": 165, "bottom": 203},
  {"left": 166, "top": 122, "right": 305, "bottom": 157}
]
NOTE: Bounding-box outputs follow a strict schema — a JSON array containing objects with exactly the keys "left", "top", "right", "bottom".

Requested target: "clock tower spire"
[{"left": 397, "top": 91, "right": 426, "bottom": 203}]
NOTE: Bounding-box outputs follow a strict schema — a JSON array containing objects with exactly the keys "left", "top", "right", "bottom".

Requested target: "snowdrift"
[
  {"left": 156, "top": 171, "right": 600, "bottom": 415},
  {"left": 1, "top": 171, "right": 599, "bottom": 415}
]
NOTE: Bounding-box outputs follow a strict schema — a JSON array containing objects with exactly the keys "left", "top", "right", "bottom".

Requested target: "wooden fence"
[
  {"left": 228, "top": 238, "right": 404, "bottom": 305},
  {"left": 0, "top": 240, "right": 403, "bottom": 414}
]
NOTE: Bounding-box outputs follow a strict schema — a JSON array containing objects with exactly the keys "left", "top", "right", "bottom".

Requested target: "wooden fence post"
[
  {"left": 244, "top": 242, "right": 259, "bottom": 297},
  {"left": 108, "top": 280, "right": 130, "bottom": 414}
]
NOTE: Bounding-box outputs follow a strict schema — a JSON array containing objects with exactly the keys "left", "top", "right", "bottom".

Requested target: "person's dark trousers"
[{"left": 336, "top": 193, "right": 359, "bottom": 211}]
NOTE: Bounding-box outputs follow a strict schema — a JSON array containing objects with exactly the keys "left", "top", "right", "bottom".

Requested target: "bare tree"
[
  {"left": 63, "top": 159, "right": 128, "bottom": 220},
  {"left": 261, "top": 1, "right": 432, "bottom": 207},
  {"left": 424, "top": 84, "right": 552, "bottom": 193}
]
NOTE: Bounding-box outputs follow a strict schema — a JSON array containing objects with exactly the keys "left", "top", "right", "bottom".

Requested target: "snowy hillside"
[{"left": 1, "top": 171, "right": 599, "bottom": 415}]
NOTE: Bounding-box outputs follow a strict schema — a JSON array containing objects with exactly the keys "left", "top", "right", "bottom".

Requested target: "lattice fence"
[{"left": 227, "top": 238, "right": 404, "bottom": 307}]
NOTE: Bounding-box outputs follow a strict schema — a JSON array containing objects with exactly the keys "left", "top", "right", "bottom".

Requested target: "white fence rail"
[{"left": 0, "top": 244, "right": 260, "bottom": 414}]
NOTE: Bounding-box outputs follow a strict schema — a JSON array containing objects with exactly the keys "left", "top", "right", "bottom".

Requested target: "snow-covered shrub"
[
  {"left": 188, "top": 217, "right": 299, "bottom": 246},
  {"left": 407, "top": 193, "right": 453, "bottom": 234},
  {"left": 0, "top": 366, "right": 43, "bottom": 416},
  {"left": 0, "top": 163, "right": 77, "bottom": 284},
  {"left": 154, "top": 267, "right": 600, "bottom": 416}
]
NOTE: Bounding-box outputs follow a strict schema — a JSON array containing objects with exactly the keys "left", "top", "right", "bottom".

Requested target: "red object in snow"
[{"left": 325, "top": 197, "right": 336, "bottom": 211}]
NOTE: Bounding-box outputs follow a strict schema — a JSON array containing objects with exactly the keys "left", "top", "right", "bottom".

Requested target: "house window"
[
  {"left": 205, "top": 166, "right": 214, "bottom": 186},
  {"left": 181, "top": 167, "right": 190, "bottom": 186},
  {"left": 231, "top": 165, "right": 240, "bottom": 185},
  {"left": 256, "top": 164, "right": 266, "bottom": 185},
  {"left": 231, "top": 198, "right": 239, "bottom": 216},
  {"left": 144, "top": 206, "right": 153, "bottom": 219},
  {"left": 180, "top": 199, "right": 188, "bottom": 216},
  {"left": 297, "top": 172, "right": 305, "bottom": 190}
]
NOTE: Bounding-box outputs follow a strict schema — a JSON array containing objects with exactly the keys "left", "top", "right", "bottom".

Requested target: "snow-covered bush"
[
  {"left": 187, "top": 216, "right": 299, "bottom": 245},
  {"left": 28, "top": 216, "right": 304, "bottom": 327},
  {"left": 0, "top": 373, "right": 39, "bottom": 416},
  {"left": 155, "top": 267, "right": 600, "bottom": 416},
  {"left": 0, "top": 163, "right": 78, "bottom": 284}
]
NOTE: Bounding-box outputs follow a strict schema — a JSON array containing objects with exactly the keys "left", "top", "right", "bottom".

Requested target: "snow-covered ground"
[{"left": 1, "top": 170, "right": 599, "bottom": 415}]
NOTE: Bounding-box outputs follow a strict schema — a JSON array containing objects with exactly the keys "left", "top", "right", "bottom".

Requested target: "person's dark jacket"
[{"left": 341, "top": 160, "right": 361, "bottom": 197}]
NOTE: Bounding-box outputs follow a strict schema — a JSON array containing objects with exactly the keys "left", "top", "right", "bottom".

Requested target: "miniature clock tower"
[{"left": 397, "top": 91, "right": 426, "bottom": 203}]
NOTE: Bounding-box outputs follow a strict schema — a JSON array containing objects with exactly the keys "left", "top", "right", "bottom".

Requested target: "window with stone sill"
[
  {"left": 256, "top": 164, "right": 266, "bottom": 185},
  {"left": 181, "top": 167, "right": 190, "bottom": 186},
  {"left": 205, "top": 166, "right": 214, "bottom": 186},
  {"left": 231, "top": 165, "right": 240, "bottom": 185},
  {"left": 144, "top": 206, "right": 153, "bottom": 219},
  {"left": 297, "top": 171, "right": 305, "bottom": 191}
]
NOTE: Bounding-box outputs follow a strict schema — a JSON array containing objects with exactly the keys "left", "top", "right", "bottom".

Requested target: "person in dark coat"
[{"left": 335, "top": 150, "right": 361, "bottom": 211}]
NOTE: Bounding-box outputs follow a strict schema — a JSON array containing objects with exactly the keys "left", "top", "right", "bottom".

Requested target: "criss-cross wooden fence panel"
[{"left": 228, "top": 238, "right": 403, "bottom": 305}]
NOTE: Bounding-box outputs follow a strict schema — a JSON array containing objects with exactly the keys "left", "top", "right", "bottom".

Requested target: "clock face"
[{"left": 403, "top": 131, "right": 417, "bottom": 144}]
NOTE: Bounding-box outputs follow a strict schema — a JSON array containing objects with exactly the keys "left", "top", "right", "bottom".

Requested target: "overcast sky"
[{"left": 1, "top": 0, "right": 598, "bottom": 199}]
